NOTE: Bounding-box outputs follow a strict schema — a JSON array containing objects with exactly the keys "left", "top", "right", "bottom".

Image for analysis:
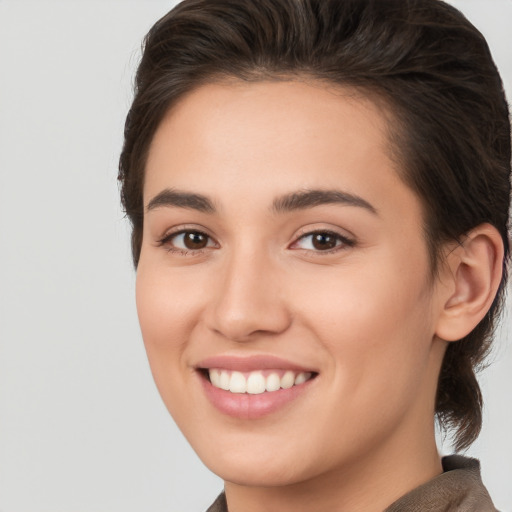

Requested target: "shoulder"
[
  {"left": 385, "top": 455, "right": 497, "bottom": 512},
  {"left": 205, "top": 492, "right": 227, "bottom": 512}
]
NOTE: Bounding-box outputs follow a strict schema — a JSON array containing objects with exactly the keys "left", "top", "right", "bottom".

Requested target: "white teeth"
[
  {"left": 219, "top": 370, "right": 230, "bottom": 391},
  {"left": 280, "top": 371, "right": 295, "bottom": 389},
  {"left": 265, "top": 373, "right": 281, "bottom": 392},
  {"left": 247, "top": 372, "right": 266, "bottom": 394},
  {"left": 208, "top": 369, "right": 313, "bottom": 394},
  {"left": 210, "top": 369, "right": 221, "bottom": 387},
  {"left": 295, "top": 372, "right": 310, "bottom": 385},
  {"left": 229, "top": 371, "right": 247, "bottom": 393}
]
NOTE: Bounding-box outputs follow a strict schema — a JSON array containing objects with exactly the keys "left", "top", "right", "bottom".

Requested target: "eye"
[
  {"left": 159, "top": 229, "right": 217, "bottom": 253},
  {"left": 292, "top": 230, "right": 354, "bottom": 252}
]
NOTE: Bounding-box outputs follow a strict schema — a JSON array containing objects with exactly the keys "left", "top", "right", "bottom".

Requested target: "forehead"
[
  {"left": 147, "top": 79, "right": 391, "bottom": 161},
  {"left": 144, "top": 79, "right": 417, "bottom": 222}
]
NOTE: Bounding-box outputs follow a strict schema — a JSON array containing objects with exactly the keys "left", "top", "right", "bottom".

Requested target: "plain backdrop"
[{"left": 0, "top": 1, "right": 511, "bottom": 511}]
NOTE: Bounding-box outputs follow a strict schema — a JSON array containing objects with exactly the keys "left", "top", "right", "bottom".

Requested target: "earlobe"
[{"left": 435, "top": 224, "right": 504, "bottom": 342}]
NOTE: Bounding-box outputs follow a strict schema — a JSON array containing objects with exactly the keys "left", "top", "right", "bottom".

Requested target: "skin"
[{"left": 136, "top": 80, "right": 500, "bottom": 512}]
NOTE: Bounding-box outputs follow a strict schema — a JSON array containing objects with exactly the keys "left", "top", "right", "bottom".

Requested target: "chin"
[
  {"left": 206, "top": 456, "right": 311, "bottom": 488},
  {"left": 189, "top": 430, "right": 334, "bottom": 488}
]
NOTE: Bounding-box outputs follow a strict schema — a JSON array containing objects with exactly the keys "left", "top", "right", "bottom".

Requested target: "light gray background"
[{"left": 0, "top": 1, "right": 510, "bottom": 511}]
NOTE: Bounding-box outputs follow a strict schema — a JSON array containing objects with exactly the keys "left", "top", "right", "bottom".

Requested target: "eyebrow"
[
  {"left": 146, "top": 189, "right": 216, "bottom": 213},
  {"left": 271, "top": 189, "right": 377, "bottom": 215},
  {"left": 146, "top": 188, "right": 377, "bottom": 215}
]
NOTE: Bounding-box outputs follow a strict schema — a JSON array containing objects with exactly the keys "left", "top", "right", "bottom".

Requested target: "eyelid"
[
  {"left": 156, "top": 225, "right": 355, "bottom": 256},
  {"left": 157, "top": 223, "right": 215, "bottom": 241},
  {"left": 289, "top": 228, "right": 356, "bottom": 253},
  {"left": 157, "top": 225, "right": 219, "bottom": 252}
]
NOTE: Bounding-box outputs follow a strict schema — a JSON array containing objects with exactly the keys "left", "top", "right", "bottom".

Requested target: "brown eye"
[
  {"left": 161, "top": 230, "right": 216, "bottom": 252},
  {"left": 292, "top": 230, "right": 354, "bottom": 253},
  {"left": 311, "top": 233, "right": 338, "bottom": 250},
  {"left": 183, "top": 231, "right": 209, "bottom": 249}
]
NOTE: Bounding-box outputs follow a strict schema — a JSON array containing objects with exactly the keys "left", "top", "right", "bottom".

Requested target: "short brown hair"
[{"left": 119, "top": 0, "right": 511, "bottom": 451}]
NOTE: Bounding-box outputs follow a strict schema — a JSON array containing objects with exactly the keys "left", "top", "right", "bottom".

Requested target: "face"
[{"left": 137, "top": 80, "right": 447, "bottom": 487}]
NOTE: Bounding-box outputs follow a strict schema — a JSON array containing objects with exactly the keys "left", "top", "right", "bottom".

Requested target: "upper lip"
[{"left": 196, "top": 354, "right": 316, "bottom": 373}]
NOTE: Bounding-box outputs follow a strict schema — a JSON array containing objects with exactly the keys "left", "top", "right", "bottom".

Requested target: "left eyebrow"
[{"left": 271, "top": 189, "right": 378, "bottom": 215}]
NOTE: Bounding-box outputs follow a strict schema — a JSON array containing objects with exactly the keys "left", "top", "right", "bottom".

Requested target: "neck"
[{"left": 224, "top": 424, "right": 442, "bottom": 512}]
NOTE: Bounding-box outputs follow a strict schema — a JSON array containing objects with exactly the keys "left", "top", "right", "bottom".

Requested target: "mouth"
[
  {"left": 195, "top": 354, "right": 319, "bottom": 420},
  {"left": 199, "top": 368, "right": 317, "bottom": 395},
  {"left": 195, "top": 354, "right": 319, "bottom": 419}
]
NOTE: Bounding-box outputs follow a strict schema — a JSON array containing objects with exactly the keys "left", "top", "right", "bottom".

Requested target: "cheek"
[
  {"left": 288, "top": 248, "right": 435, "bottom": 401},
  {"left": 135, "top": 262, "right": 212, "bottom": 430},
  {"left": 136, "top": 255, "right": 205, "bottom": 342},
  {"left": 135, "top": 260, "right": 201, "bottom": 389}
]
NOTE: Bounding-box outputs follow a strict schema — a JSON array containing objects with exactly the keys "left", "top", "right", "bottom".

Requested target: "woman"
[{"left": 119, "top": 0, "right": 511, "bottom": 510}]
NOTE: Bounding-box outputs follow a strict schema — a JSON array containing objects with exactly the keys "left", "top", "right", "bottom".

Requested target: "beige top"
[{"left": 206, "top": 456, "right": 497, "bottom": 512}]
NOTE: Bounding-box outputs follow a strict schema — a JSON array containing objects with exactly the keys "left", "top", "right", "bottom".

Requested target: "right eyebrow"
[{"left": 146, "top": 189, "right": 216, "bottom": 214}]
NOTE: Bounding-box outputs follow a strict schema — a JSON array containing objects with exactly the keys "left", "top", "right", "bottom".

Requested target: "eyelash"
[
  {"left": 157, "top": 229, "right": 355, "bottom": 257},
  {"left": 157, "top": 229, "right": 215, "bottom": 257},
  {"left": 292, "top": 229, "right": 356, "bottom": 255}
]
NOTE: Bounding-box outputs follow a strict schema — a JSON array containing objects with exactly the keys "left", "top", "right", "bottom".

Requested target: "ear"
[{"left": 435, "top": 223, "right": 504, "bottom": 342}]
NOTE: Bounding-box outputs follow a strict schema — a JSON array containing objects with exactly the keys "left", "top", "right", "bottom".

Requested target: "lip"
[
  {"left": 195, "top": 354, "right": 317, "bottom": 419},
  {"left": 196, "top": 354, "right": 316, "bottom": 373}
]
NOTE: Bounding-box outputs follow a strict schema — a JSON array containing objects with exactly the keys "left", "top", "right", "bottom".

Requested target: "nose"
[{"left": 205, "top": 246, "right": 292, "bottom": 342}]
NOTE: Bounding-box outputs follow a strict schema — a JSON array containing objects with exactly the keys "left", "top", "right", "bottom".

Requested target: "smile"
[
  {"left": 208, "top": 369, "right": 314, "bottom": 395},
  {"left": 196, "top": 355, "right": 318, "bottom": 419}
]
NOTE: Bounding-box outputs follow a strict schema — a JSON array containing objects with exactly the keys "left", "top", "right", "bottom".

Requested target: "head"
[{"left": 119, "top": 0, "right": 510, "bottom": 470}]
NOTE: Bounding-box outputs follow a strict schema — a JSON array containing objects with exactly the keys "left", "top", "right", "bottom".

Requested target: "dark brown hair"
[{"left": 119, "top": 0, "right": 511, "bottom": 451}]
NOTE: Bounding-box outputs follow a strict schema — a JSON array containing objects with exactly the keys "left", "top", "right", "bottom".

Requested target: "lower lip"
[{"left": 199, "top": 372, "right": 315, "bottom": 420}]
